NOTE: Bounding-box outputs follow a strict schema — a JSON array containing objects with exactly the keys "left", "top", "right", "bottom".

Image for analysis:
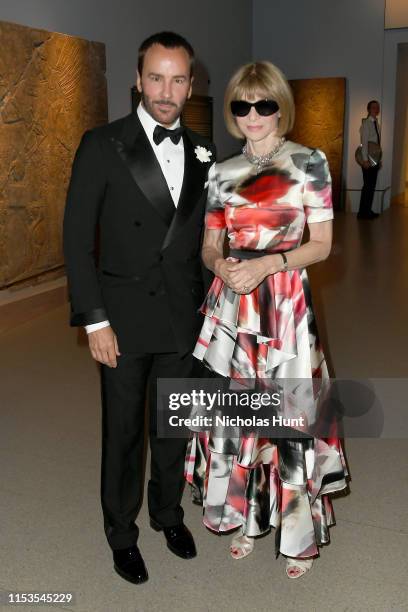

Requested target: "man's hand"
[
  {"left": 88, "top": 326, "right": 121, "bottom": 368},
  {"left": 362, "top": 160, "right": 371, "bottom": 169}
]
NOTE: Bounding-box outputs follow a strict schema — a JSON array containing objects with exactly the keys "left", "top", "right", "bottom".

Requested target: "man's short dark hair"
[
  {"left": 138, "top": 31, "right": 195, "bottom": 77},
  {"left": 367, "top": 99, "right": 380, "bottom": 111}
]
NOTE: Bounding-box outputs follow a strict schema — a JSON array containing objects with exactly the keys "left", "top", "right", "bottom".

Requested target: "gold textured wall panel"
[
  {"left": 288, "top": 77, "right": 345, "bottom": 210},
  {"left": 0, "top": 20, "right": 108, "bottom": 289},
  {"left": 385, "top": 0, "right": 408, "bottom": 29},
  {"left": 181, "top": 94, "right": 213, "bottom": 140}
]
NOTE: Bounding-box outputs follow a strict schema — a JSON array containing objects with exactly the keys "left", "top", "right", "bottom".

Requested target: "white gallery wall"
[
  {"left": 391, "top": 44, "right": 408, "bottom": 198},
  {"left": 253, "top": 0, "right": 404, "bottom": 212},
  {"left": 0, "top": 0, "right": 253, "bottom": 158},
  {"left": 383, "top": 28, "right": 408, "bottom": 203}
]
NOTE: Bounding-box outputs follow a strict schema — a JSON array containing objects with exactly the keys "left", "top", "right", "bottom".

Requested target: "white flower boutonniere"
[{"left": 195, "top": 145, "right": 212, "bottom": 163}]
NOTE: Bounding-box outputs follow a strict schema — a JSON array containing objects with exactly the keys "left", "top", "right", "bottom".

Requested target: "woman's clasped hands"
[{"left": 214, "top": 255, "right": 281, "bottom": 294}]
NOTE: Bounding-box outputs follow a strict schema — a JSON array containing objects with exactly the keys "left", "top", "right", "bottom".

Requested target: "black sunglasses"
[{"left": 230, "top": 99, "right": 280, "bottom": 117}]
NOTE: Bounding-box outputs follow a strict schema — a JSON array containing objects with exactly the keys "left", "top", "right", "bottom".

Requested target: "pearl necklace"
[{"left": 242, "top": 137, "right": 286, "bottom": 173}]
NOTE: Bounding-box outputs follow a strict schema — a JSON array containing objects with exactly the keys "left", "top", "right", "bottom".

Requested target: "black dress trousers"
[
  {"left": 100, "top": 350, "right": 195, "bottom": 551},
  {"left": 358, "top": 165, "right": 379, "bottom": 216}
]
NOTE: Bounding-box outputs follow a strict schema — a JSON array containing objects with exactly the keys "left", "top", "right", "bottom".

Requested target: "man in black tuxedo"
[{"left": 63, "top": 31, "right": 215, "bottom": 584}]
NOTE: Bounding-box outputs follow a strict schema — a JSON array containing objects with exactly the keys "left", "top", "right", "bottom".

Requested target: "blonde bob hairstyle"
[{"left": 224, "top": 61, "right": 295, "bottom": 139}]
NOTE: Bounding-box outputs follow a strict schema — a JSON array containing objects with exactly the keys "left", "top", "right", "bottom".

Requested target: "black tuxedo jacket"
[{"left": 63, "top": 112, "right": 215, "bottom": 355}]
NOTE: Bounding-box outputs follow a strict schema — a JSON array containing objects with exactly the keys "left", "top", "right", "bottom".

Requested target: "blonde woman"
[{"left": 185, "top": 61, "right": 349, "bottom": 578}]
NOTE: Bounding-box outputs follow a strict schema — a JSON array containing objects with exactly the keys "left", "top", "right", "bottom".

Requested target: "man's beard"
[{"left": 141, "top": 93, "right": 184, "bottom": 126}]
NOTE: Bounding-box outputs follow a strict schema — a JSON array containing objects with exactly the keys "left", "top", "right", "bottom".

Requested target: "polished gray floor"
[{"left": 1, "top": 209, "right": 407, "bottom": 612}]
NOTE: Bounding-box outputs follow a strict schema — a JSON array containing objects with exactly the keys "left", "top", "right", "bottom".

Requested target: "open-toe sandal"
[
  {"left": 285, "top": 556, "right": 314, "bottom": 579},
  {"left": 230, "top": 528, "right": 254, "bottom": 560}
]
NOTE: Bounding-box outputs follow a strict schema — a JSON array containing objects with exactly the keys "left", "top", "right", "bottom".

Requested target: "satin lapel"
[
  {"left": 110, "top": 114, "right": 175, "bottom": 227},
  {"left": 161, "top": 133, "right": 207, "bottom": 250}
]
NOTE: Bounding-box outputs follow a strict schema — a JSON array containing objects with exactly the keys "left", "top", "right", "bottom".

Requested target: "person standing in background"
[{"left": 357, "top": 100, "right": 381, "bottom": 220}]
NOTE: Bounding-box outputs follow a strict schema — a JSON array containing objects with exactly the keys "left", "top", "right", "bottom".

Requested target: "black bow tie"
[{"left": 153, "top": 124, "right": 184, "bottom": 146}]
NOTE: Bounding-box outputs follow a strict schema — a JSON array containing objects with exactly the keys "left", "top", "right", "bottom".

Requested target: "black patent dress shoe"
[
  {"left": 113, "top": 545, "right": 148, "bottom": 584},
  {"left": 150, "top": 519, "right": 197, "bottom": 559}
]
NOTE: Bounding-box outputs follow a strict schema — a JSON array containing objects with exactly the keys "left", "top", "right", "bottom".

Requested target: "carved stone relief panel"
[
  {"left": 288, "top": 77, "right": 346, "bottom": 209},
  {"left": 0, "top": 20, "right": 108, "bottom": 289}
]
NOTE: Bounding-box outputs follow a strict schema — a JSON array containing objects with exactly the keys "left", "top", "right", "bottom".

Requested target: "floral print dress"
[{"left": 185, "top": 140, "right": 349, "bottom": 559}]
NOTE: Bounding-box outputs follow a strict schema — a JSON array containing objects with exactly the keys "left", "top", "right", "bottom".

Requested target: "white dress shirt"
[
  {"left": 137, "top": 102, "right": 185, "bottom": 204},
  {"left": 85, "top": 102, "right": 185, "bottom": 334},
  {"left": 360, "top": 115, "right": 381, "bottom": 161}
]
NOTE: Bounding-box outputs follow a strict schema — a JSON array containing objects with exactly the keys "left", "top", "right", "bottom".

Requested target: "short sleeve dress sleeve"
[
  {"left": 303, "top": 148, "right": 334, "bottom": 223},
  {"left": 205, "top": 162, "right": 227, "bottom": 229}
]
